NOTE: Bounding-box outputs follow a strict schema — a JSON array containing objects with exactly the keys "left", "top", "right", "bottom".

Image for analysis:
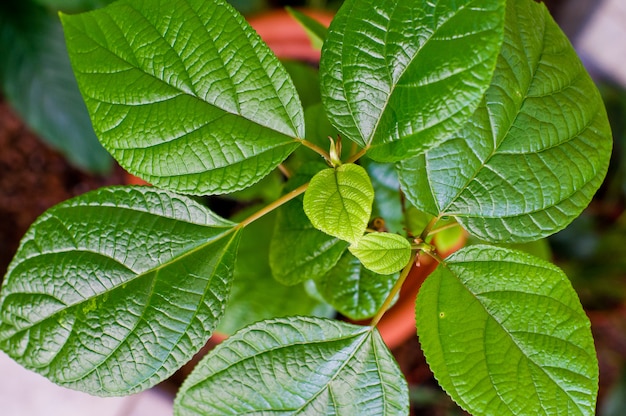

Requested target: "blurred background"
[{"left": 1, "top": 0, "right": 625, "bottom": 414}]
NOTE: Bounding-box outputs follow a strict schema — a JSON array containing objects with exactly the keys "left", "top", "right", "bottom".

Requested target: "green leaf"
[
  {"left": 270, "top": 163, "right": 349, "bottom": 285},
  {"left": 0, "top": 186, "right": 241, "bottom": 396},
  {"left": 304, "top": 163, "right": 374, "bottom": 244},
  {"left": 320, "top": 0, "right": 506, "bottom": 162},
  {"left": 399, "top": 0, "right": 612, "bottom": 242},
  {"left": 349, "top": 232, "right": 412, "bottom": 275},
  {"left": 315, "top": 252, "right": 397, "bottom": 320},
  {"left": 174, "top": 317, "right": 409, "bottom": 415},
  {"left": 286, "top": 7, "right": 328, "bottom": 50},
  {"left": 416, "top": 245, "right": 598, "bottom": 415},
  {"left": 0, "top": 3, "right": 112, "bottom": 173},
  {"left": 365, "top": 160, "right": 405, "bottom": 234},
  {"left": 219, "top": 209, "right": 333, "bottom": 335},
  {"left": 34, "top": 0, "right": 115, "bottom": 12},
  {"left": 61, "top": 0, "right": 304, "bottom": 195}
]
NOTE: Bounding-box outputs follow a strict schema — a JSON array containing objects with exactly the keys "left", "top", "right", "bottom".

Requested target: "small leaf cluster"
[{"left": 0, "top": 0, "right": 612, "bottom": 415}]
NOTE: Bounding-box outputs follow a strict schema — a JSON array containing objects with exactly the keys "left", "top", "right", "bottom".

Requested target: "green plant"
[{"left": 0, "top": 0, "right": 612, "bottom": 415}]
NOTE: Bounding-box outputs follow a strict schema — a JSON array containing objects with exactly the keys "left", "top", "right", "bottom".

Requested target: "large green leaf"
[
  {"left": 61, "top": 0, "right": 304, "bottom": 194},
  {"left": 349, "top": 232, "right": 412, "bottom": 275},
  {"left": 271, "top": 163, "right": 349, "bottom": 285},
  {"left": 0, "top": 3, "right": 112, "bottom": 173},
  {"left": 219, "top": 209, "right": 333, "bottom": 335},
  {"left": 303, "top": 163, "right": 374, "bottom": 244},
  {"left": 175, "top": 317, "right": 409, "bottom": 415},
  {"left": 416, "top": 245, "right": 598, "bottom": 415},
  {"left": 399, "top": 0, "right": 612, "bottom": 242},
  {"left": 320, "top": 0, "right": 506, "bottom": 162},
  {"left": 315, "top": 252, "right": 397, "bottom": 320},
  {"left": 0, "top": 187, "right": 241, "bottom": 396}
]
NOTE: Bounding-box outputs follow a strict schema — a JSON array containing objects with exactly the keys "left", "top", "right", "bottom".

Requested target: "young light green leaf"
[
  {"left": 286, "top": 7, "right": 328, "bottom": 50},
  {"left": 0, "top": 187, "right": 241, "bottom": 396},
  {"left": 399, "top": 0, "right": 612, "bottom": 242},
  {"left": 0, "top": 4, "right": 112, "bottom": 173},
  {"left": 320, "top": 0, "right": 506, "bottom": 161},
  {"left": 315, "top": 251, "right": 397, "bottom": 320},
  {"left": 349, "top": 232, "right": 412, "bottom": 275},
  {"left": 303, "top": 163, "right": 374, "bottom": 244},
  {"left": 416, "top": 245, "right": 598, "bottom": 416},
  {"left": 175, "top": 317, "right": 409, "bottom": 415},
  {"left": 220, "top": 209, "right": 333, "bottom": 335},
  {"left": 271, "top": 163, "right": 349, "bottom": 285},
  {"left": 61, "top": 0, "right": 304, "bottom": 195}
]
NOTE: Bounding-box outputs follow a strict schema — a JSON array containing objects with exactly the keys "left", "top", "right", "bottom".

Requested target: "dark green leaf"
[
  {"left": 417, "top": 245, "right": 598, "bottom": 415},
  {"left": 0, "top": 4, "right": 111, "bottom": 173},
  {"left": 320, "top": 0, "right": 506, "bottom": 161},
  {"left": 0, "top": 187, "right": 241, "bottom": 395},
  {"left": 286, "top": 7, "right": 328, "bottom": 50},
  {"left": 399, "top": 0, "right": 612, "bottom": 242},
  {"left": 316, "top": 252, "right": 397, "bottom": 320},
  {"left": 365, "top": 160, "right": 405, "bottom": 234},
  {"left": 270, "top": 163, "right": 349, "bottom": 285},
  {"left": 175, "top": 317, "right": 409, "bottom": 415},
  {"left": 61, "top": 0, "right": 304, "bottom": 194},
  {"left": 219, "top": 209, "right": 333, "bottom": 335}
]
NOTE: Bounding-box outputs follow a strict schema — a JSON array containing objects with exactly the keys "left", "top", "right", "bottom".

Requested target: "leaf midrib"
[
  {"left": 2, "top": 227, "right": 238, "bottom": 339},
  {"left": 69, "top": 4, "right": 302, "bottom": 141}
]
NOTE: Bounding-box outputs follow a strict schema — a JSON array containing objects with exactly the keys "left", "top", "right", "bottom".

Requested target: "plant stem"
[
  {"left": 278, "top": 163, "right": 292, "bottom": 179},
  {"left": 300, "top": 139, "right": 331, "bottom": 162},
  {"left": 346, "top": 147, "right": 368, "bottom": 164},
  {"left": 427, "top": 222, "right": 459, "bottom": 237},
  {"left": 420, "top": 215, "right": 440, "bottom": 241},
  {"left": 370, "top": 251, "right": 418, "bottom": 327},
  {"left": 238, "top": 182, "right": 309, "bottom": 228}
]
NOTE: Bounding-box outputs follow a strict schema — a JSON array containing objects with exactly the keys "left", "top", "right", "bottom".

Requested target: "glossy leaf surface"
[
  {"left": 304, "top": 163, "right": 374, "bottom": 244},
  {"left": 315, "top": 252, "right": 397, "bottom": 320},
  {"left": 61, "top": 0, "right": 304, "bottom": 194},
  {"left": 270, "top": 163, "right": 348, "bottom": 285},
  {"left": 0, "top": 187, "right": 241, "bottom": 395},
  {"left": 416, "top": 245, "right": 598, "bottom": 415},
  {"left": 349, "top": 232, "right": 412, "bottom": 275},
  {"left": 220, "top": 210, "right": 333, "bottom": 335},
  {"left": 175, "top": 317, "right": 408, "bottom": 415},
  {"left": 320, "top": 0, "right": 506, "bottom": 161},
  {"left": 399, "top": 0, "right": 612, "bottom": 242}
]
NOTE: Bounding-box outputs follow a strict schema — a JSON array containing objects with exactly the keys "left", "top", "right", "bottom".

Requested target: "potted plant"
[{"left": 0, "top": 0, "right": 612, "bottom": 415}]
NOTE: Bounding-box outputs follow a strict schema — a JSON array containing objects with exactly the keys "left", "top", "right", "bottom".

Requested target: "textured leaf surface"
[
  {"left": 175, "top": 317, "right": 408, "bottom": 415},
  {"left": 271, "top": 164, "right": 348, "bottom": 285},
  {"left": 0, "top": 187, "right": 241, "bottom": 395},
  {"left": 399, "top": 0, "right": 612, "bottom": 242},
  {"left": 416, "top": 245, "right": 598, "bottom": 415},
  {"left": 0, "top": 4, "right": 111, "bottom": 173},
  {"left": 320, "top": 0, "right": 506, "bottom": 161},
  {"left": 219, "top": 210, "right": 333, "bottom": 335},
  {"left": 61, "top": 0, "right": 304, "bottom": 194},
  {"left": 304, "top": 163, "right": 374, "bottom": 244},
  {"left": 316, "top": 252, "right": 397, "bottom": 320},
  {"left": 349, "top": 232, "right": 412, "bottom": 275}
]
